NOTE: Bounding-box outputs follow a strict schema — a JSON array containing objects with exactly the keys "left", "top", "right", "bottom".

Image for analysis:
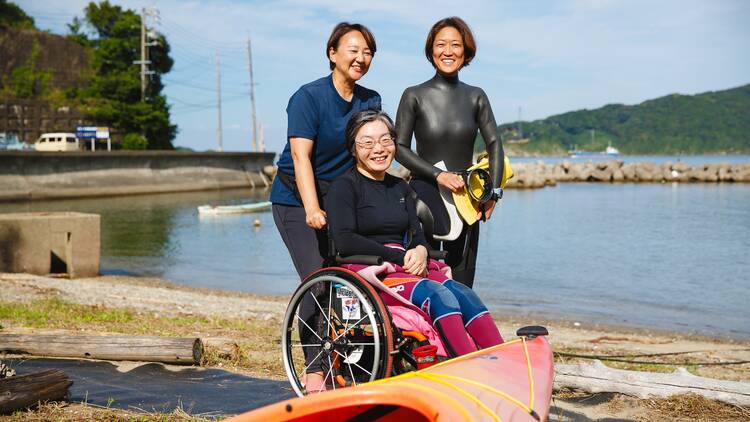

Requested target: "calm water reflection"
[{"left": 2, "top": 181, "right": 748, "bottom": 339}]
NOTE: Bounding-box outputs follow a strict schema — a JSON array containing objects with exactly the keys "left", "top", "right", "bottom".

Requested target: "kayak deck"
[{"left": 228, "top": 335, "right": 554, "bottom": 421}]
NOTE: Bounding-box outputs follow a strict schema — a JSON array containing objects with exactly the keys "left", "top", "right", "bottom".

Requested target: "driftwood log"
[
  {"left": 0, "top": 369, "right": 72, "bottom": 414},
  {"left": 0, "top": 334, "right": 203, "bottom": 365},
  {"left": 554, "top": 360, "right": 750, "bottom": 406}
]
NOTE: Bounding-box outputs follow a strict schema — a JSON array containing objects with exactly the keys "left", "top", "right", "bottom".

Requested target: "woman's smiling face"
[
  {"left": 432, "top": 26, "right": 465, "bottom": 76},
  {"left": 353, "top": 120, "right": 395, "bottom": 180},
  {"left": 329, "top": 30, "right": 373, "bottom": 82}
]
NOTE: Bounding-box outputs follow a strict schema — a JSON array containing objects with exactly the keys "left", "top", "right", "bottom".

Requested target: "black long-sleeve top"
[
  {"left": 395, "top": 73, "right": 505, "bottom": 187},
  {"left": 326, "top": 169, "right": 428, "bottom": 266}
]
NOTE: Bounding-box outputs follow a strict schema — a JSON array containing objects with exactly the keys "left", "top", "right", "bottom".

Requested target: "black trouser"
[
  {"left": 409, "top": 178, "right": 480, "bottom": 288},
  {"left": 273, "top": 203, "right": 328, "bottom": 373}
]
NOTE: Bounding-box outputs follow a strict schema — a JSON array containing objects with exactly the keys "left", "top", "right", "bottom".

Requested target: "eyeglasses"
[{"left": 355, "top": 136, "right": 395, "bottom": 149}]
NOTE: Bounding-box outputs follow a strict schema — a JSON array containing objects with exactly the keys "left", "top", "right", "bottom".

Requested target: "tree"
[
  {"left": 70, "top": 1, "right": 176, "bottom": 149},
  {"left": 0, "top": 0, "right": 35, "bottom": 29}
]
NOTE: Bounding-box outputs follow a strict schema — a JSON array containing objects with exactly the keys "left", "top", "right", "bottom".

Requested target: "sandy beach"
[{"left": 1, "top": 272, "right": 749, "bottom": 421}]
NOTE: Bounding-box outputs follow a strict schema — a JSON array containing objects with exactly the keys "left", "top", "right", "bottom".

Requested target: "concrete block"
[{"left": 0, "top": 212, "right": 100, "bottom": 278}]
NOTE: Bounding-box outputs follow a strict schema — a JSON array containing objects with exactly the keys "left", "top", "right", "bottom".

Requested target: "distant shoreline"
[{"left": 507, "top": 152, "right": 750, "bottom": 158}]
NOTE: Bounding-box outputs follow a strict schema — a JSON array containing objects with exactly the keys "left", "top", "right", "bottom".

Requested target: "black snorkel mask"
[{"left": 462, "top": 167, "right": 493, "bottom": 204}]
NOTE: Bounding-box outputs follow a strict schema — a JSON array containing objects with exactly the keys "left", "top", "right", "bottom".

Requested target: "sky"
[{"left": 17, "top": 0, "right": 750, "bottom": 153}]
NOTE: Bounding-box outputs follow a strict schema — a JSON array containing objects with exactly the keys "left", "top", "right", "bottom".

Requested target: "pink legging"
[{"left": 380, "top": 269, "right": 503, "bottom": 357}]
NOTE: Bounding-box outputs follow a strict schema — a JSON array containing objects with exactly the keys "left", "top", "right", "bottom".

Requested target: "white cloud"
[{"left": 17, "top": 0, "right": 750, "bottom": 152}]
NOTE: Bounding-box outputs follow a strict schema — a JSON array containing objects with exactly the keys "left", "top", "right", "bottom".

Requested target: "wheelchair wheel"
[{"left": 282, "top": 269, "right": 394, "bottom": 396}]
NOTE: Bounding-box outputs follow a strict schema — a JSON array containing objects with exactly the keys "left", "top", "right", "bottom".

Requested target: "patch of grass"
[
  {"left": 0, "top": 299, "right": 283, "bottom": 377},
  {"left": 0, "top": 298, "right": 134, "bottom": 327},
  {"left": 644, "top": 393, "right": 750, "bottom": 421},
  {"left": 1, "top": 402, "right": 212, "bottom": 421}
]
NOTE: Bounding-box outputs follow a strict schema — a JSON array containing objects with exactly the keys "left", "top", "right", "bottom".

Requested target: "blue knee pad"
[
  {"left": 442, "top": 279, "right": 489, "bottom": 323},
  {"left": 410, "top": 279, "right": 462, "bottom": 322}
]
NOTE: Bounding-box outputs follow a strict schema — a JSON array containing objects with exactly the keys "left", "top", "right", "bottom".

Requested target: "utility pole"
[
  {"left": 259, "top": 122, "right": 265, "bottom": 152},
  {"left": 134, "top": 8, "right": 158, "bottom": 101},
  {"left": 247, "top": 37, "right": 258, "bottom": 152},
  {"left": 216, "top": 50, "right": 223, "bottom": 152},
  {"left": 140, "top": 8, "right": 147, "bottom": 101}
]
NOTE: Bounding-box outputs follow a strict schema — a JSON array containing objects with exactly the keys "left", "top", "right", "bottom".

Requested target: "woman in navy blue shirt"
[
  {"left": 270, "top": 22, "right": 380, "bottom": 391},
  {"left": 271, "top": 22, "right": 381, "bottom": 280}
]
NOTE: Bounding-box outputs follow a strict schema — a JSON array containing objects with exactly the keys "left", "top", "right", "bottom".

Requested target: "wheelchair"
[
  {"left": 280, "top": 190, "right": 457, "bottom": 396},
  {"left": 280, "top": 193, "right": 542, "bottom": 397}
]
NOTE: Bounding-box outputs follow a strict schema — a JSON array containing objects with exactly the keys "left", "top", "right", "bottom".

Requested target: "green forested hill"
[{"left": 496, "top": 84, "right": 750, "bottom": 155}]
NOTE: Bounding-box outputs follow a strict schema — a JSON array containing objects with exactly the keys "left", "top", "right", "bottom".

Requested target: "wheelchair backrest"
[{"left": 406, "top": 187, "right": 436, "bottom": 244}]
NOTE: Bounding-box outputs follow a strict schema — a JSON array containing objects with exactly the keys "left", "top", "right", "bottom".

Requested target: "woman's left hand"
[
  {"left": 403, "top": 245, "right": 428, "bottom": 277},
  {"left": 478, "top": 199, "right": 497, "bottom": 221}
]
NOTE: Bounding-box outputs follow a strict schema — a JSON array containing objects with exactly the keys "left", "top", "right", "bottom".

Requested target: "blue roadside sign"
[{"left": 76, "top": 126, "right": 109, "bottom": 139}]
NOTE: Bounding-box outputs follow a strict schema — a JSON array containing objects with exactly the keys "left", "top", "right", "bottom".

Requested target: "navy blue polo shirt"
[{"left": 270, "top": 74, "right": 381, "bottom": 206}]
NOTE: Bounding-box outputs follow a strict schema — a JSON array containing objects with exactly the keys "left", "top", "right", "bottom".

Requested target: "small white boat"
[
  {"left": 198, "top": 201, "right": 272, "bottom": 216},
  {"left": 605, "top": 143, "right": 620, "bottom": 156}
]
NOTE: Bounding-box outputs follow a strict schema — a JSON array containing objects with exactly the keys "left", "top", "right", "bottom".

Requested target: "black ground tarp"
[{"left": 7, "top": 358, "right": 295, "bottom": 418}]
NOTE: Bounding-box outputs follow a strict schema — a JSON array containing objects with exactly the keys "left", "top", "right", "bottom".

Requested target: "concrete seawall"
[{"left": 0, "top": 151, "right": 276, "bottom": 202}]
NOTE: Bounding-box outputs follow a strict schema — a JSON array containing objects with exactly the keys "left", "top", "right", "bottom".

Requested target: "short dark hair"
[
  {"left": 424, "top": 17, "right": 476, "bottom": 69},
  {"left": 327, "top": 22, "right": 377, "bottom": 70},
  {"left": 345, "top": 109, "right": 396, "bottom": 155}
]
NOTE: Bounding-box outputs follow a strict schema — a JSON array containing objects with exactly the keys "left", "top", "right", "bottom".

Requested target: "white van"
[{"left": 35, "top": 133, "right": 80, "bottom": 152}]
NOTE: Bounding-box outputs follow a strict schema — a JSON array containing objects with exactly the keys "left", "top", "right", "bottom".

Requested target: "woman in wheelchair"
[
  {"left": 328, "top": 109, "right": 504, "bottom": 356},
  {"left": 283, "top": 109, "right": 504, "bottom": 395}
]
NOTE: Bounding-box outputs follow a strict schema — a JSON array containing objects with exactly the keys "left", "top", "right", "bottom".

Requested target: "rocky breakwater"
[
  {"left": 264, "top": 161, "right": 750, "bottom": 190},
  {"left": 507, "top": 160, "right": 750, "bottom": 189}
]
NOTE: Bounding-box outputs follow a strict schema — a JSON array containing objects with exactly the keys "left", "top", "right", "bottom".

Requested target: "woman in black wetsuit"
[{"left": 395, "top": 17, "right": 505, "bottom": 288}]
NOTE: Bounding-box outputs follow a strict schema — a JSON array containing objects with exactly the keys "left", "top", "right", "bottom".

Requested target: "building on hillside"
[{"left": 0, "top": 99, "right": 94, "bottom": 147}]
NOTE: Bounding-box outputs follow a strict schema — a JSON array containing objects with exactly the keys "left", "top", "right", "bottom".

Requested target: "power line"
[{"left": 159, "top": 16, "right": 246, "bottom": 47}]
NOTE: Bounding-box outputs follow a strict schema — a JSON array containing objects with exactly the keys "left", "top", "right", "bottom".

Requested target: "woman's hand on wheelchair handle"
[
  {"left": 305, "top": 208, "right": 327, "bottom": 229},
  {"left": 436, "top": 171, "right": 464, "bottom": 193},
  {"left": 403, "top": 245, "right": 429, "bottom": 277}
]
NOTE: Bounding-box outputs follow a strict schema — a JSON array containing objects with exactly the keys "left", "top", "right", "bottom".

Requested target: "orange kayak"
[{"left": 227, "top": 335, "right": 554, "bottom": 422}]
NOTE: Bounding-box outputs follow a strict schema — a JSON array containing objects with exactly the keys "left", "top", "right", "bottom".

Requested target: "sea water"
[{"left": 2, "top": 174, "right": 748, "bottom": 339}]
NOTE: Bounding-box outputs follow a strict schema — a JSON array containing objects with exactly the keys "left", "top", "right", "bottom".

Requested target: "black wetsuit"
[{"left": 395, "top": 72, "right": 504, "bottom": 288}]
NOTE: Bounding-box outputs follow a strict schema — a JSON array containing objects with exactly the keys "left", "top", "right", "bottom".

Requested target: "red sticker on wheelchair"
[{"left": 342, "top": 298, "right": 360, "bottom": 320}]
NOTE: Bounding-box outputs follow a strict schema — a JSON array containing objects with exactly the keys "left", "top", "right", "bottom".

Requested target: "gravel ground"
[
  {"left": 0, "top": 273, "right": 286, "bottom": 320},
  {"left": 2, "top": 272, "right": 749, "bottom": 421}
]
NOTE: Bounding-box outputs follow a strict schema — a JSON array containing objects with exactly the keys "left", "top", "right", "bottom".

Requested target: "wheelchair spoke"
[
  {"left": 328, "top": 281, "right": 333, "bottom": 332},
  {"left": 295, "top": 312, "right": 323, "bottom": 341},
  {"left": 349, "top": 359, "right": 373, "bottom": 377},
  {"left": 334, "top": 314, "right": 369, "bottom": 342},
  {"left": 333, "top": 349, "right": 358, "bottom": 387},
  {"left": 333, "top": 349, "right": 373, "bottom": 378},
  {"left": 347, "top": 360, "right": 357, "bottom": 387},
  {"left": 346, "top": 342, "right": 375, "bottom": 346},
  {"left": 326, "top": 356, "right": 335, "bottom": 391},
  {"left": 311, "top": 284, "right": 333, "bottom": 332},
  {"left": 291, "top": 343, "right": 321, "bottom": 348},
  {"left": 300, "top": 349, "right": 324, "bottom": 375},
  {"left": 308, "top": 291, "right": 332, "bottom": 333}
]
